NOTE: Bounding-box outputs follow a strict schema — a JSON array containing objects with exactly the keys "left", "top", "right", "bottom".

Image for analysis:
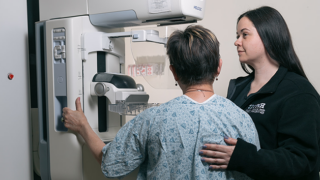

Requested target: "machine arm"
[{"left": 81, "top": 30, "right": 167, "bottom": 61}]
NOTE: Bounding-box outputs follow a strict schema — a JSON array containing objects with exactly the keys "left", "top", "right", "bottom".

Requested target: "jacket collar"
[
  {"left": 227, "top": 74, "right": 253, "bottom": 99},
  {"left": 256, "top": 66, "right": 288, "bottom": 94},
  {"left": 228, "top": 66, "right": 288, "bottom": 99}
]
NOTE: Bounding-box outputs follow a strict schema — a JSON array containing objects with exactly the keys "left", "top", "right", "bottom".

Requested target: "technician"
[{"left": 200, "top": 6, "right": 320, "bottom": 180}]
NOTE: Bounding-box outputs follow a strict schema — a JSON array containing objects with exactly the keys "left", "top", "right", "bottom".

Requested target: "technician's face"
[{"left": 234, "top": 17, "right": 266, "bottom": 66}]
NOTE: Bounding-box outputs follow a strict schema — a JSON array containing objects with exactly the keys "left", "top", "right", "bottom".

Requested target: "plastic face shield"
[{"left": 129, "top": 25, "right": 192, "bottom": 89}]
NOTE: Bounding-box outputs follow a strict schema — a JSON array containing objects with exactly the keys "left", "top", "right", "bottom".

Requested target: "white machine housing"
[
  {"left": 39, "top": 0, "right": 205, "bottom": 27},
  {"left": 35, "top": 0, "right": 206, "bottom": 180}
]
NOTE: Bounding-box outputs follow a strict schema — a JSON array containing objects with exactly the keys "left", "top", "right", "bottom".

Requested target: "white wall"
[
  {"left": 126, "top": 0, "right": 320, "bottom": 102},
  {"left": 0, "top": 0, "right": 32, "bottom": 179},
  {"left": 200, "top": 0, "right": 320, "bottom": 96}
]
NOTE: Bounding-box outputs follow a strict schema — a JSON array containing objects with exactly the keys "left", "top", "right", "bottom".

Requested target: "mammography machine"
[{"left": 34, "top": 0, "right": 206, "bottom": 179}]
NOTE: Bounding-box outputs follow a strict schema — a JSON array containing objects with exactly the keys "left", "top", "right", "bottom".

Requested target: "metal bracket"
[{"left": 81, "top": 30, "right": 167, "bottom": 61}]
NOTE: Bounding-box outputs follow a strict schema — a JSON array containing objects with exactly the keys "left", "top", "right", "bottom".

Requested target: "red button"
[{"left": 8, "top": 73, "right": 14, "bottom": 80}]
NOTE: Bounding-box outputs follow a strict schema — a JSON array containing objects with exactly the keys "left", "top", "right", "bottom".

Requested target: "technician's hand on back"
[{"left": 200, "top": 137, "right": 237, "bottom": 169}]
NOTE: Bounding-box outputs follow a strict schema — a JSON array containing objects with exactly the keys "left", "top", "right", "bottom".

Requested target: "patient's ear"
[
  {"left": 216, "top": 59, "right": 223, "bottom": 76},
  {"left": 169, "top": 65, "right": 179, "bottom": 81}
]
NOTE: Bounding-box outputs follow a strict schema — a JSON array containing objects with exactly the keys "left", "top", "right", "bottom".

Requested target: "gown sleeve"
[{"left": 100, "top": 109, "right": 154, "bottom": 178}]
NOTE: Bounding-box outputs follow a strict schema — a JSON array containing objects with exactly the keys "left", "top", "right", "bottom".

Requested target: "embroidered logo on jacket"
[{"left": 246, "top": 103, "right": 266, "bottom": 114}]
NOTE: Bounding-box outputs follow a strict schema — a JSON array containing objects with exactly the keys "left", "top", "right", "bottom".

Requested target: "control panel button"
[
  {"left": 61, "top": 45, "right": 65, "bottom": 52},
  {"left": 54, "top": 29, "right": 62, "bottom": 33},
  {"left": 55, "top": 55, "right": 62, "bottom": 59},
  {"left": 57, "top": 76, "right": 64, "bottom": 83}
]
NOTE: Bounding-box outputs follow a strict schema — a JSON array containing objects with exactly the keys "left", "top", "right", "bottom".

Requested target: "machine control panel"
[
  {"left": 53, "top": 28, "right": 68, "bottom": 132},
  {"left": 53, "top": 28, "right": 66, "bottom": 62},
  {"left": 53, "top": 28, "right": 67, "bottom": 96}
]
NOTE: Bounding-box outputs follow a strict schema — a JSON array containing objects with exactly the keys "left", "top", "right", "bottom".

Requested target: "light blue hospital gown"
[{"left": 101, "top": 94, "right": 260, "bottom": 179}]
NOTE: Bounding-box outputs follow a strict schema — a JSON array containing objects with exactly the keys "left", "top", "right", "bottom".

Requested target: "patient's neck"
[{"left": 182, "top": 83, "right": 215, "bottom": 103}]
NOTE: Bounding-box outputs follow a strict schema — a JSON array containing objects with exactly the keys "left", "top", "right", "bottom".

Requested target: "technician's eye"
[
  {"left": 236, "top": 35, "right": 239, "bottom": 39},
  {"left": 243, "top": 33, "right": 248, "bottom": 37}
]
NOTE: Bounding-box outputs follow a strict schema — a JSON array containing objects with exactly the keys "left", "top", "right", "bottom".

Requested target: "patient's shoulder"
[{"left": 211, "top": 95, "right": 253, "bottom": 123}]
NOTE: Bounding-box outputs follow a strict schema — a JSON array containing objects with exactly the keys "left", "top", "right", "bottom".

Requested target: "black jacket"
[{"left": 227, "top": 66, "right": 320, "bottom": 180}]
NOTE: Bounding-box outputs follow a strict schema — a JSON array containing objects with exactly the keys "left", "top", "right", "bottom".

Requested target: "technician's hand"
[
  {"left": 199, "top": 137, "right": 237, "bottom": 170},
  {"left": 63, "top": 97, "right": 89, "bottom": 134}
]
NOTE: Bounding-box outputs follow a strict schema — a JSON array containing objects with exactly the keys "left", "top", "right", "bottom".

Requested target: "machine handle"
[
  {"left": 35, "top": 21, "right": 51, "bottom": 180},
  {"left": 97, "top": 52, "right": 108, "bottom": 132},
  {"left": 98, "top": 96, "right": 108, "bottom": 132}
]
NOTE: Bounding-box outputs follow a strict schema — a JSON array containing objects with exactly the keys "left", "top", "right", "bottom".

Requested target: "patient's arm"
[{"left": 63, "top": 97, "right": 105, "bottom": 165}]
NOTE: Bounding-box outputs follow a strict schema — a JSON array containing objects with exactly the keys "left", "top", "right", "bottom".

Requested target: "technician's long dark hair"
[{"left": 238, "top": 6, "right": 308, "bottom": 79}]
